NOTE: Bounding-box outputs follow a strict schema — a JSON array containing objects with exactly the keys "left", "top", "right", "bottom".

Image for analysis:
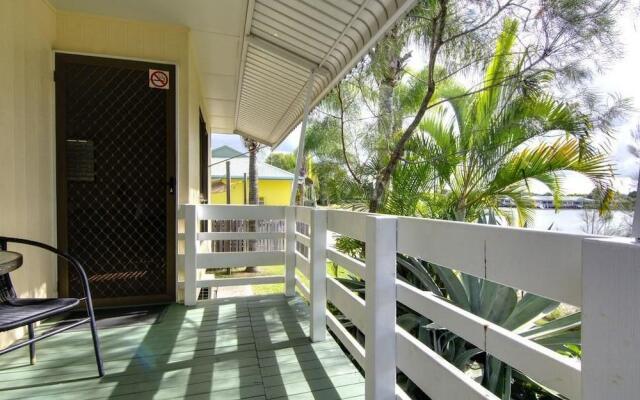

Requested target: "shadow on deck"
[{"left": 0, "top": 295, "right": 364, "bottom": 399}]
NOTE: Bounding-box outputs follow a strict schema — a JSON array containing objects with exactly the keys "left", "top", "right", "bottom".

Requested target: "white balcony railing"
[{"left": 179, "top": 204, "right": 640, "bottom": 400}]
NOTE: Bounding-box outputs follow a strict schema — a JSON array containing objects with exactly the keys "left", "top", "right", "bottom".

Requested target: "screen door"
[{"left": 55, "top": 53, "right": 176, "bottom": 306}]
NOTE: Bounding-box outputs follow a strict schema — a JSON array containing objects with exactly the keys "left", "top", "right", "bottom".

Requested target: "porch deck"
[{"left": 0, "top": 295, "right": 364, "bottom": 400}]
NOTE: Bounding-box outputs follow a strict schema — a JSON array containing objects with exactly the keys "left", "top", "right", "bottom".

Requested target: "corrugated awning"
[{"left": 238, "top": 0, "right": 417, "bottom": 146}]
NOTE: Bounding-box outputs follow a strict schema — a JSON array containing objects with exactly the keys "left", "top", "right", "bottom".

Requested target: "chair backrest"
[{"left": 0, "top": 274, "right": 16, "bottom": 303}]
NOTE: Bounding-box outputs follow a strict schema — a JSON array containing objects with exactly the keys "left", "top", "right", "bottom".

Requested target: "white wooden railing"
[
  {"left": 180, "top": 204, "right": 640, "bottom": 400},
  {"left": 179, "top": 205, "right": 287, "bottom": 304}
]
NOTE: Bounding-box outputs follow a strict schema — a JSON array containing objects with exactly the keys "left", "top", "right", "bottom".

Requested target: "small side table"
[{"left": 0, "top": 251, "right": 22, "bottom": 275}]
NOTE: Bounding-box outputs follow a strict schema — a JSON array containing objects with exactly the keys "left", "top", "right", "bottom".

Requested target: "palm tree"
[
  {"left": 244, "top": 138, "right": 259, "bottom": 205},
  {"left": 383, "top": 19, "right": 613, "bottom": 225},
  {"left": 244, "top": 138, "right": 258, "bottom": 272}
]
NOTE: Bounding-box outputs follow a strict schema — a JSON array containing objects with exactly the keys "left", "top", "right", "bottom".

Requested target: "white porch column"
[
  {"left": 365, "top": 215, "right": 397, "bottom": 400},
  {"left": 582, "top": 237, "right": 640, "bottom": 399},
  {"left": 289, "top": 70, "right": 316, "bottom": 206},
  {"left": 184, "top": 204, "right": 198, "bottom": 306},
  {"left": 309, "top": 208, "right": 327, "bottom": 341},
  {"left": 284, "top": 206, "right": 297, "bottom": 297}
]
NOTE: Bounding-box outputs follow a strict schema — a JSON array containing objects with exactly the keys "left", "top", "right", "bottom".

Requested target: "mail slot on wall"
[{"left": 66, "top": 139, "right": 95, "bottom": 182}]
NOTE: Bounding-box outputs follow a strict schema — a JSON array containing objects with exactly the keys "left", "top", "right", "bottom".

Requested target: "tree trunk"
[
  {"left": 368, "top": 0, "right": 448, "bottom": 213},
  {"left": 376, "top": 27, "right": 406, "bottom": 142},
  {"left": 248, "top": 144, "right": 258, "bottom": 205},
  {"left": 245, "top": 138, "right": 259, "bottom": 272},
  {"left": 369, "top": 26, "right": 409, "bottom": 213},
  {"left": 377, "top": 83, "right": 395, "bottom": 139},
  {"left": 369, "top": 179, "right": 386, "bottom": 213}
]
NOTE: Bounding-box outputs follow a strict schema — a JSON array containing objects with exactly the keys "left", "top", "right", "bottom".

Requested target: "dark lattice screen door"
[{"left": 55, "top": 54, "right": 176, "bottom": 305}]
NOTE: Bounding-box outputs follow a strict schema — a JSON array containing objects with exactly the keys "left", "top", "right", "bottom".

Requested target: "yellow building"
[{"left": 211, "top": 146, "right": 294, "bottom": 205}]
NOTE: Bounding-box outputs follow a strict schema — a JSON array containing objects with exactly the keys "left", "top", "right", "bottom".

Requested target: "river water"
[{"left": 507, "top": 209, "right": 633, "bottom": 235}]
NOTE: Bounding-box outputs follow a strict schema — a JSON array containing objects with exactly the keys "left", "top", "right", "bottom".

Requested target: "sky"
[
  {"left": 213, "top": 12, "right": 640, "bottom": 195},
  {"left": 591, "top": 13, "right": 640, "bottom": 193}
]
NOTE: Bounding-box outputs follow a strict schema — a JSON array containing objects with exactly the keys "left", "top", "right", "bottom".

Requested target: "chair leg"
[
  {"left": 88, "top": 308, "right": 105, "bottom": 377},
  {"left": 27, "top": 324, "right": 36, "bottom": 365},
  {"left": 88, "top": 314, "right": 105, "bottom": 377}
]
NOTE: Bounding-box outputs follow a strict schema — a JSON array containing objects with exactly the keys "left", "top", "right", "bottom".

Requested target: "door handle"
[{"left": 167, "top": 177, "right": 176, "bottom": 194}]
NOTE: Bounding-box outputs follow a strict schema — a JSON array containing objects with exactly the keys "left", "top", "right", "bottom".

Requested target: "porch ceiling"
[{"left": 50, "top": 0, "right": 417, "bottom": 146}]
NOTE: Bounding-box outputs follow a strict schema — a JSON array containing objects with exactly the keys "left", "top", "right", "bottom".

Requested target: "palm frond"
[
  {"left": 384, "top": 160, "right": 435, "bottom": 216},
  {"left": 490, "top": 137, "right": 612, "bottom": 196}
]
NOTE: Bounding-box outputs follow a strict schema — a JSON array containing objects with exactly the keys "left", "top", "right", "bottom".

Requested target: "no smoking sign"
[{"left": 149, "top": 69, "right": 170, "bottom": 90}]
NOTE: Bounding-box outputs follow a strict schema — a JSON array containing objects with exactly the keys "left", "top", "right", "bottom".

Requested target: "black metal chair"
[{"left": 0, "top": 237, "right": 104, "bottom": 377}]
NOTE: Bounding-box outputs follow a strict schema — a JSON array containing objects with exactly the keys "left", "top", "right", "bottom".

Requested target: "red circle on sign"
[{"left": 150, "top": 70, "right": 169, "bottom": 88}]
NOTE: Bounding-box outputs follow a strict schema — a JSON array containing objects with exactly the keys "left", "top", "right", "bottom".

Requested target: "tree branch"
[
  {"left": 442, "top": 0, "right": 514, "bottom": 45},
  {"left": 337, "top": 83, "right": 363, "bottom": 187}
]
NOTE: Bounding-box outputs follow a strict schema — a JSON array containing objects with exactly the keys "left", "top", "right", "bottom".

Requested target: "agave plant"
[{"left": 397, "top": 254, "right": 581, "bottom": 399}]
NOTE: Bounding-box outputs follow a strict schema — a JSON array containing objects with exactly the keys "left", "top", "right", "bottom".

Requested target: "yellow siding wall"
[
  {"left": 211, "top": 179, "right": 293, "bottom": 205},
  {"left": 0, "top": 4, "right": 209, "bottom": 341},
  {"left": 0, "top": 0, "right": 57, "bottom": 348}
]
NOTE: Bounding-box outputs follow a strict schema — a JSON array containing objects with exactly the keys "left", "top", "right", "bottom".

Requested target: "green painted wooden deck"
[{"left": 0, "top": 295, "right": 365, "bottom": 399}]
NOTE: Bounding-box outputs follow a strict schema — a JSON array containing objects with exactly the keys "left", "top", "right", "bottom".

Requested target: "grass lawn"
[{"left": 212, "top": 263, "right": 358, "bottom": 295}]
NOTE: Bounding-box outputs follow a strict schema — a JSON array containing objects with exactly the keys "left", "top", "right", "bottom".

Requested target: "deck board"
[{"left": 0, "top": 295, "right": 363, "bottom": 399}]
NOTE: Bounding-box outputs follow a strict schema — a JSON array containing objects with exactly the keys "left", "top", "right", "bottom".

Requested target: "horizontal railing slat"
[
  {"left": 326, "top": 310, "right": 365, "bottom": 367},
  {"left": 196, "top": 251, "right": 284, "bottom": 268},
  {"left": 198, "top": 231, "right": 284, "bottom": 241},
  {"left": 295, "top": 232, "right": 311, "bottom": 248},
  {"left": 397, "top": 216, "right": 588, "bottom": 306},
  {"left": 197, "top": 205, "right": 286, "bottom": 220},
  {"left": 396, "top": 280, "right": 581, "bottom": 399},
  {"left": 295, "top": 206, "right": 312, "bottom": 224},
  {"left": 397, "top": 217, "right": 485, "bottom": 277},
  {"left": 205, "top": 275, "right": 284, "bottom": 287},
  {"left": 395, "top": 388, "right": 413, "bottom": 400},
  {"left": 326, "top": 247, "right": 366, "bottom": 278},
  {"left": 326, "top": 209, "right": 366, "bottom": 241},
  {"left": 396, "top": 280, "right": 486, "bottom": 346},
  {"left": 295, "top": 251, "right": 310, "bottom": 278},
  {"left": 326, "top": 276, "right": 366, "bottom": 332},
  {"left": 484, "top": 226, "right": 586, "bottom": 306},
  {"left": 295, "top": 277, "right": 310, "bottom": 299},
  {"left": 396, "top": 327, "right": 499, "bottom": 400},
  {"left": 177, "top": 275, "right": 285, "bottom": 289},
  {"left": 486, "top": 324, "right": 581, "bottom": 400}
]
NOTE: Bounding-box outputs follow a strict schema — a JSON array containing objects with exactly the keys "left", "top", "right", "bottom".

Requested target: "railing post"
[
  {"left": 184, "top": 204, "right": 198, "bottom": 306},
  {"left": 365, "top": 215, "right": 397, "bottom": 400},
  {"left": 309, "top": 208, "right": 327, "bottom": 342},
  {"left": 582, "top": 237, "right": 640, "bottom": 399},
  {"left": 284, "top": 206, "right": 297, "bottom": 297}
]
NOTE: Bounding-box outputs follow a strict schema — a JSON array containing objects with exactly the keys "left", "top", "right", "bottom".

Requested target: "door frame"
[
  {"left": 199, "top": 110, "right": 210, "bottom": 206},
  {"left": 199, "top": 110, "right": 210, "bottom": 234},
  {"left": 54, "top": 52, "right": 178, "bottom": 306}
]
